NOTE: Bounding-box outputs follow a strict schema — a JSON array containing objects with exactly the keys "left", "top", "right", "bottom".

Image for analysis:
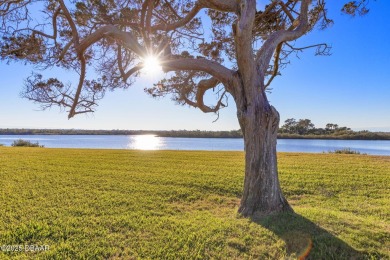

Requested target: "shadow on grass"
[{"left": 252, "top": 212, "right": 368, "bottom": 259}]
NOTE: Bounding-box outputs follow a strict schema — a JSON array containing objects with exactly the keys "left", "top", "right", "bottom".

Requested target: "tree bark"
[{"left": 237, "top": 102, "right": 292, "bottom": 217}]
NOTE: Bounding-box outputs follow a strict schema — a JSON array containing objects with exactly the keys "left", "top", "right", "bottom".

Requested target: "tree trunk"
[{"left": 237, "top": 103, "right": 292, "bottom": 217}]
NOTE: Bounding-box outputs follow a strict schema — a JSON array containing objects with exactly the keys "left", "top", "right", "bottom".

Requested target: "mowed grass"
[{"left": 0, "top": 147, "right": 389, "bottom": 259}]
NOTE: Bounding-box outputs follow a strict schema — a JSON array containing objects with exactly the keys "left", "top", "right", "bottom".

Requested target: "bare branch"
[
  {"left": 152, "top": 2, "right": 202, "bottom": 32},
  {"left": 152, "top": 0, "right": 238, "bottom": 32},
  {"left": 68, "top": 55, "right": 86, "bottom": 118},
  {"left": 0, "top": 0, "right": 31, "bottom": 16},
  {"left": 22, "top": 73, "right": 105, "bottom": 116},
  {"left": 58, "top": 40, "right": 73, "bottom": 61},
  {"left": 123, "top": 65, "right": 142, "bottom": 81},
  {"left": 284, "top": 42, "right": 331, "bottom": 56},
  {"left": 265, "top": 42, "right": 283, "bottom": 89}
]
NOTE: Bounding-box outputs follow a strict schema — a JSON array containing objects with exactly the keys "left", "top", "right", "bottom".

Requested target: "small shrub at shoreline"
[
  {"left": 11, "top": 139, "right": 44, "bottom": 148},
  {"left": 329, "top": 148, "right": 365, "bottom": 155}
]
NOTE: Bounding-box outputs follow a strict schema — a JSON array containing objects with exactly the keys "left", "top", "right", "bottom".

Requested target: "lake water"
[{"left": 0, "top": 135, "right": 390, "bottom": 155}]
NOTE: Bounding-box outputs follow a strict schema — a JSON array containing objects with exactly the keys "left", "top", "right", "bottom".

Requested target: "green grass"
[{"left": 0, "top": 147, "right": 388, "bottom": 259}]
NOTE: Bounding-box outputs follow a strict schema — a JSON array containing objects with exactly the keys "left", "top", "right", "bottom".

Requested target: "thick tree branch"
[
  {"left": 198, "top": 0, "right": 238, "bottom": 13},
  {"left": 233, "top": 0, "right": 258, "bottom": 104},
  {"left": 58, "top": 0, "right": 80, "bottom": 45},
  {"left": 279, "top": 1, "right": 295, "bottom": 23},
  {"left": 76, "top": 25, "right": 145, "bottom": 57},
  {"left": 140, "top": 0, "right": 154, "bottom": 48},
  {"left": 195, "top": 77, "right": 220, "bottom": 112},
  {"left": 58, "top": 40, "right": 73, "bottom": 61},
  {"left": 117, "top": 45, "right": 127, "bottom": 78},
  {"left": 256, "top": 0, "right": 311, "bottom": 79},
  {"left": 235, "top": 0, "right": 257, "bottom": 64},
  {"left": 181, "top": 77, "right": 226, "bottom": 113},
  {"left": 161, "top": 58, "right": 234, "bottom": 87}
]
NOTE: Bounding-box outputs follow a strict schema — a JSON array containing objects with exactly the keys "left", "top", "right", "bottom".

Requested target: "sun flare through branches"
[{"left": 141, "top": 55, "right": 163, "bottom": 77}]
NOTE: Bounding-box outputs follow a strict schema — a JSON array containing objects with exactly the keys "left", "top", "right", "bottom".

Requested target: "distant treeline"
[
  {"left": 0, "top": 128, "right": 243, "bottom": 138},
  {"left": 278, "top": 118, "right": 390, "bottom": 140},
  {"left": 1, "top": 119, "right": 390, "bottom": 140},
  {"left": 277, "top": 132, "right": 390, "bottom": 140}
]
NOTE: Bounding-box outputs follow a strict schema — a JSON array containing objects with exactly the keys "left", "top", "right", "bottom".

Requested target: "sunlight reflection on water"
[
  {"left": 0, "top": 135, "right": 389, "bottom": 155},
  {"left": 129, "top": 135, "right": 162, "bottom": 150}
]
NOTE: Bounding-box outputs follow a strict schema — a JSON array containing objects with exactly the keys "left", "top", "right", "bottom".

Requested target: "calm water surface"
[{"left": 0, "top": 135, "right": 389, "bottom": 155}]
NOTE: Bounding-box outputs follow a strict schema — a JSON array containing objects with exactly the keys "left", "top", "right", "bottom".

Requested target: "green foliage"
[
  {"left": 11, "top": 139, "right": 44, "bottom": 147},
  {"left": 281, "top": 118, "right": 340, "bottom": 135},
  {"left": 281, "top": 118, "right": 315, "bottom": 135},
  {"left": 279, "top": 118, "right": 390, "bottom": 140},
  {"left": 342, "top": 0, "right": 370, "bottom": 16},
  {"left": 0, "top": 148, "right": 388, "bottom": 259},
  {"left": 0, "top": 35, "right": 45, "bottom": 63}
]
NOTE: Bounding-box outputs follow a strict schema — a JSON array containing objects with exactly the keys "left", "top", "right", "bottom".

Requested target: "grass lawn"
[{"left": 0, "top": 147, "right": 389, "bottom": 259}]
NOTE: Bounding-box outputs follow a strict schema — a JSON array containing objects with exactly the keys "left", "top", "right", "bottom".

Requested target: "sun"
[{"left": 142, "top": 55, "right": 163, "bottom": 76}]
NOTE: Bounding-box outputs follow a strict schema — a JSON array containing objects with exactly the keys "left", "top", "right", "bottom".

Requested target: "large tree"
[{"left": 0, "top": 0, "right": 368, "bottom": 217}]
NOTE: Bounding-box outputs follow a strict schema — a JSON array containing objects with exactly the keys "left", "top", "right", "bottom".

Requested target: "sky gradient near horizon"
[{"left": 1, "top": 1, "right": 389, "bottom": 131}]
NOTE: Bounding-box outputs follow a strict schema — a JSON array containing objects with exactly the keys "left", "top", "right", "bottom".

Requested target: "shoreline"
[{"left": 1, "top": 133, "right": 390, "bottom": 141}]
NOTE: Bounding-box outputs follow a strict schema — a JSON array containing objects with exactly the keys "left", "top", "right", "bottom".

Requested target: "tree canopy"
[{"left": 0, "top": 0, "right": 366, "bottom": 118}]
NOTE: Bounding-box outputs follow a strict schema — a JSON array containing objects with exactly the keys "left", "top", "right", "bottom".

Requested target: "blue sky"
[{"left": 0, "top": 1, "right": 389, "bottom": 131}]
